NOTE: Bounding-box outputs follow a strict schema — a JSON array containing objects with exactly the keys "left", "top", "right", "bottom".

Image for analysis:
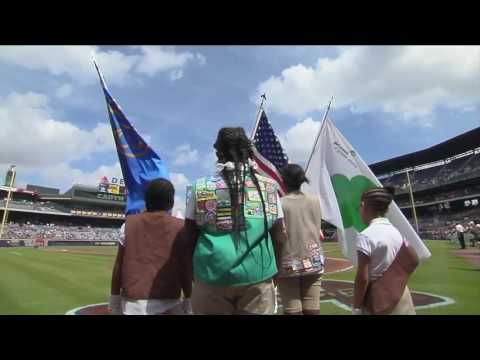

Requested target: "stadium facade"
[
  {"left": 370, "top": 126, "right": 480, "bottom": 240},
  {"left": 0, "top": 177, "right": 125, "bottom": 246}
]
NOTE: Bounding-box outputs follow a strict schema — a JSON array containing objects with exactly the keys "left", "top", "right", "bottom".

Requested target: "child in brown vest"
[{"left": 109, "top": 178, "right": 192, "bottom": 315}]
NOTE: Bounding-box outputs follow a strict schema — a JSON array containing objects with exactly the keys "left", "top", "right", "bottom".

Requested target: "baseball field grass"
[{"left": 0, "top": 240, "right": 478, "bottom": 315}]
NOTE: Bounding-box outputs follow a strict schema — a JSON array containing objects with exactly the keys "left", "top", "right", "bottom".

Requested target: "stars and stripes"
[{"left": 252, "top": 110, "right": 289, "bottom": 196}]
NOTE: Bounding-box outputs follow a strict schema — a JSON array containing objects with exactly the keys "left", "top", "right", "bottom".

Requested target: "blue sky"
[{"left": 0, "top": 46, "right": 478, "bottom": 213}]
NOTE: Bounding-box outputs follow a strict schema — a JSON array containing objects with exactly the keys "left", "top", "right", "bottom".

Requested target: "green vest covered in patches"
[{"left": 192, "top": 173, "right": 279, "bottom": 286}]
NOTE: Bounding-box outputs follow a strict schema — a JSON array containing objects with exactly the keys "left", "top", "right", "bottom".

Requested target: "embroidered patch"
[
  {"left": 268, "top": 204, "right": 277, "bottom": 215},
  {"left": 205, "top": 211, "right": 216, "bottom": 225},
  {"left": 265, "top": 183, "right": 275, "bottom": 193},
  {"left": 196, "top": 201, "right": 207, "bottom": 212},
  {"left": 247, "top": 191, "right": 261, "bottom": 202},
  {"left": 245, "top": 179, "right": 255, "bottom": 188},
  {"left": 217, "top": 220, "right": 233, "bottom": 231},
  {"left": 291, "top": 260, "right": 303, "bottom": 271},
  {"left": 196, "top": 179, "right": 207, "bottom": 191},
  {"left": 216, "top": 208, "right": 232, "bottom": 218},
  {"left": 197, "top": 190, "right": 216, "bottom": 201},
  {"left": 244, "top": 202, "right": 263, "bottom": 217},
  {"left": 206, "top": 181, "right": 217, "bottom": 191},
  {"left": 312, "top": 255, "right": 323, "bottom": 267},
  {"left": 216, "top": 179, "right": 227, "bottom": 189},
  {"left": 267, "top": 193, "right": 276, "bottom": 204},
  {"left": 215, "top": 189, "right": 230, "bottom": 202},
  {"left": 302, "top": 258, "right": 313, "bottom": 270},
  {"left": 205, "top": 200, "right": 217, "bottom": 212}
]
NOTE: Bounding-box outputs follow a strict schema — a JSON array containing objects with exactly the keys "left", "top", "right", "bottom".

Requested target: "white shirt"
[
  {"left": 185, "top": 183, "right": 284, "bottom": 220},
  {"left": 355, "top": 217, "right": 404, "bottom": 281},
  {"left": 121, "top": 298, "right": 181, "bottom": 315},
  {"left": 455, "top": 224, "right": 465, "bottom": 233},
  {"left": 117, "top": 221, "right": 181, "bottom": 315}
]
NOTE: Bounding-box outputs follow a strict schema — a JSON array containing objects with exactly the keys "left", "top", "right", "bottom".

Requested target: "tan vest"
[
  {"left": 279, "top": 192, "right": 324, "bottom": 277},
  {"left": 122, "top": 211, "right": 188, "bottom": 300}
]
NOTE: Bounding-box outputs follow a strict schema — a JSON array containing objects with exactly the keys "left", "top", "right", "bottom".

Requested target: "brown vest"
[
  {"left": 363, "top": 241, "right": 419, "bottom": 315},
  {"left": 122, "top": 211, "right": 188, "bottom": 300}
]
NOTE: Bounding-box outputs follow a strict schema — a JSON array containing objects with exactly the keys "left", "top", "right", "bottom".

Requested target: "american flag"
[{"left": 252, "top": 110, "right": 288, "bottom": 196}]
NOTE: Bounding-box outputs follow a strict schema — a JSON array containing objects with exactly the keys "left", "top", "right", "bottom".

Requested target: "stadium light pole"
[
  {"left": 0, "top": 165, "right": 17, "bottom": 240},
  {"left": 405, "top": 168, "right": 420, "bottom": 234}
]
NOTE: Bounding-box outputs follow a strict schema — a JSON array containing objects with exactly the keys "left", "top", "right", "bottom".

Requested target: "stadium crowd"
[
  {"left": 3, "top": 220, "right": 121, "bottom": 242},
  {"left": 0, "top": 198, "right": 125, "bottom": 219},
  {"left": 382, "top": 152, "right": 480, "bottom": 193},
  {"left": 411, "top": 208, "right": 480, "bottom": 241}
]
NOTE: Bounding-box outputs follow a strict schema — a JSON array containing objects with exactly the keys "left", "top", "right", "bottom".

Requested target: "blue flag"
[{"left": 93, "top": 60, "right": 170, "bottom": 215}]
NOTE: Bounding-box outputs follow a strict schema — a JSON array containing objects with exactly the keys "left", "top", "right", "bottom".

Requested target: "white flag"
[{"left": 303, "top": 116, "right": 431, "bottom": 264}]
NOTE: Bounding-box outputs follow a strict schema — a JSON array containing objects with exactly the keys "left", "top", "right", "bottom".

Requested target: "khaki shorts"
[
  {"left": 362, "top": 286, "right": 416, "bottom": 315},
  {"left": 192, "top": 279, "right": 276, "bottom": 315},
  {"left": 276, "top": 274, "right": 322, "bottom": 314}
]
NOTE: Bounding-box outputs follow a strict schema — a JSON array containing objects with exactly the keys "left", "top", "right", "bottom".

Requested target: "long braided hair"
[{"left": 214, "top": 127, "right": 271, "bottom": 264}]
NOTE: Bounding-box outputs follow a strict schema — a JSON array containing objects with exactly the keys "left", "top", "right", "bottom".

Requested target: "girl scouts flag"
[
  {"left": 93, "top": 59, "right": 170, "bottom": 215},
  {"left": 303, "top": 116, "right": 431, "bottom": 263}
]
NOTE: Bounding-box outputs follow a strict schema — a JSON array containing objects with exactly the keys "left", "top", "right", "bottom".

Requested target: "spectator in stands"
[
  {"left": 274, "top": 164, "right": 324, "bottom": 315},
  {"left": 353, "top": 187, "right": 417, "bottom": 315},
  {"left": 109, "top": 178, "right": 192, "bottom": 315},
  {"left": 455, "top": 223, "right": 466, "bottom": 249}
]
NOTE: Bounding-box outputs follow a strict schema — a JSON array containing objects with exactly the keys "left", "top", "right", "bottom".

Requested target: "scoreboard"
[{"left": 98, "top": 177, "right": 126, "bottom": 195}]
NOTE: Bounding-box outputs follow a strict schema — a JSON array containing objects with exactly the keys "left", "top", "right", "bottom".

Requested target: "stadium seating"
[
  {"left": 381, "top": 152, "right": 480, "bottom": 193},
  {"left": 3, "top": 221, "right": 122, "bottom": 242}
]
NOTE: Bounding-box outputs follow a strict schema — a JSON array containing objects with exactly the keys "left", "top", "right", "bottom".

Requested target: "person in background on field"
[
  {"left": 274, "top": 164, "right": 324, "bottom": 315},
  {"left": 184, "top": 127, "right": 285, "bottom": 315},
  {"left": 352, "top": 187, "right": 417, "bottom": 315},
  {"left": 467, "top": 221, "right": 476, "bottom": 247},
  {"left": 455, "top": 223, "right": 466, "bottom": 249},
  {"left": 109, "top": 178, "right": 193, "bottom": 315}
]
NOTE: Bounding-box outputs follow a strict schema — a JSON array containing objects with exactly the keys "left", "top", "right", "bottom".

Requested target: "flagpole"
[
  {"left": 250, "top": 93, "right": 266, "bottom": 140},
  {"left": 405, "top": 168, "right": 420, "bottom": 234},
  {"left": 0, "top": 166, "right": 17, "bottom": 239},
  {"left": 305, "top": 96, "right": 334, "bottom": 172}
]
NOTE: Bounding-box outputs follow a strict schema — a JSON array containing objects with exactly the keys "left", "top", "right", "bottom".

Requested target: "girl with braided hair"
[
  {"left": 184, "top": 127, "right": 286, "bottom": 315},
  {"left": 353, "top": 186, "right": 417, "bottom": 315}
]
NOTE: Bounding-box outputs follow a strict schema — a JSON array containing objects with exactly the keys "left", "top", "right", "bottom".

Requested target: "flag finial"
[{"left": 260, "top": 93, "right": 267, "bottom": 109}]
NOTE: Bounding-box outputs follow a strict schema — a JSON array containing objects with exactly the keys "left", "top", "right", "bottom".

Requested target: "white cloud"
[
  {"left": 55, "top": 83, "right": 73, "bottom": 99},
  {"left": 0, "top": 46, "right": 138, "bottom": 85},
  {"left": 255, "top": 46, "right": 480, "bottom": 124},
  {"left": 169, "top": 69, "right": 184, "bottom": 81},
  {"left": 173, "top": 144, "right": 199, "bottom": 166},
  {"left": 170, "top": 172, "right": 190, "bottom": 191},
  {"left": 170, "top": 172, "right": 191, "bottom": 217},
  {"left": 0, "top": 92, "right": 114, "bottom": 168},
  {"left": 196, "top": 53, "right": 207, "bottom": 66},
  {"left": 38, "top": 162, "right": 122, "bottom": 191},
  {"left": 0, "top": 45, "right": 207, "bottom": 85},
  {"left": 135, "top": 46, "right": 205, "bottom": 80},
  {"left": 201, "top": 150, "right": 218, "bottom": 173},
  {"left": 279, "top": 117, "right": 321, "bottom": 164}
]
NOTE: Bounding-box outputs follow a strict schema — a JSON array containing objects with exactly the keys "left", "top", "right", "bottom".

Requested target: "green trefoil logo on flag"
[{"left": 330, "top": 174, "right": 377, "bottom": 232}]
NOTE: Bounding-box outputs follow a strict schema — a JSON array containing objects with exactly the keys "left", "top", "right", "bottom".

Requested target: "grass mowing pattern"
[{"left": 0, "top": 241, "right": 478, "bottom": 314}]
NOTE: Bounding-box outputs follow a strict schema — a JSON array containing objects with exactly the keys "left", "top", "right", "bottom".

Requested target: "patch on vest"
[{"left": 195, "top": 175, "right": 279, "bottom": 230}]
